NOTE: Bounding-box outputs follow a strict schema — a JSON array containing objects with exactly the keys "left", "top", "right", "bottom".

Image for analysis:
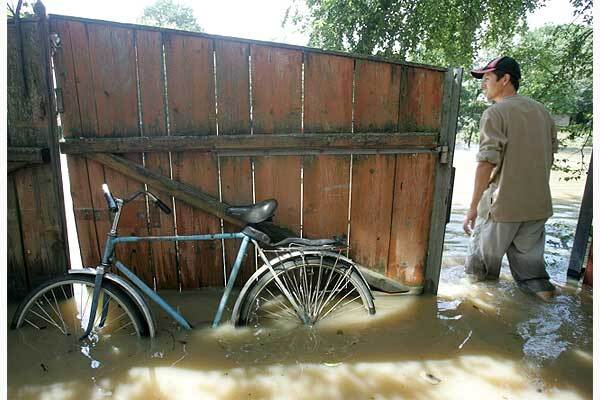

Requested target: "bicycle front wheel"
[
  {"left": 11, "top": 274, "right": 148, "bottom": 343},
  {"left": 237, "top": 255, "right": 375, "bottom": 328}
]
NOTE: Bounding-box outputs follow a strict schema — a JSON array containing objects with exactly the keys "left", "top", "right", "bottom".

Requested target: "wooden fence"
[
  {"left": 8, "top": 13, "right": 461, "bottom": 296},
  {"left": 7, "top": 17, "right": 69, "bottom": 300}
]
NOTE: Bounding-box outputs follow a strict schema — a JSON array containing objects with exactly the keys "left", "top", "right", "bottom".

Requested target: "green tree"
[
  {"left": 139, "top": 0, "right": 203, "bottom": 32},
  {"left": 284, "top": 0, "right": 542, "bottom": 66}
]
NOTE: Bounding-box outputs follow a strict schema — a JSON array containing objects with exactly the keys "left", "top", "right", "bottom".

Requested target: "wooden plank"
[
  {"left": 354, "top": 60, "right": 402, "bottom": 132},
  {"left": 59, "top": 132, "right": 439, "bottom": 154},
  {"left": 7, "top": 22, "right": 47, "bottom": 148},
  {"left": 350, "top": 60, "right": 400, "bottom": 274},
  {"left": 399, "top": 67, "right": 445, "bottom": 131},
  {"left": 7, "top": 146, "right": 50, "bottom": 163},
  {"left": 303, "top": 52, "right": 353, "bottom": 239},
  {"left": 86, "top": 153, "right": 242, "bottom": 225},
  {"left": 349, "top": 155, "right": 396, "bottom": 274},
  {"left": 7, "top": 175, "right": 29, "bottom": 300},
  {"left": 136, "top": 29, "right": 179, "bottom": 289},
  {"left": 13, "top": 165, "right": 68, "bottom": 288},
  {"left": 251, "top": 45, "right": 302, "bottom": 234},
  {"left": 52, "top": 19, "right": 101, "bottom": 267},
  {"left": 86, "top": 23, "right": 152, "bottom": 284},
  {"left": 215, "top": 39, "right": 255, "bottom": 285},
  {"left": 165, "top": 33, "right": 223, "bottom": 288},
  {"left": 424, "top": 67, "right": 463, "bottom": 294},
  {"left": 387, "top": 153, "right": 436, "bottom": 286}
]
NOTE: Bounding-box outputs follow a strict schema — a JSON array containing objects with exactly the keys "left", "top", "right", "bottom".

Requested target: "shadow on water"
[{"left": 7, "top": 146, "right": 592, "bottom": 399}]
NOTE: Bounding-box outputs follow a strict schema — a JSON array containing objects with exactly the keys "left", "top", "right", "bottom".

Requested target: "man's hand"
[{"left": 463, "top": 208, "right": 477, "bottom": 235}]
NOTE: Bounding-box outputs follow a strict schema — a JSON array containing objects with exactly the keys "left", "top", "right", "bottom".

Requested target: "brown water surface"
[{"left": 7, "top": 146, "right": 592, "bottom": 399}]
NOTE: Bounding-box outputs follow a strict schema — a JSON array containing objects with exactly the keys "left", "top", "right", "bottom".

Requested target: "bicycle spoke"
[
  {"left": 318, "top": 291, "right": 361, "bottom": 321},
  {"left": 23, "top": 318, "right": 42, "bottom": 330},
  {"left": 321, "top": 301, "right": 365, "bottom": 321},
  {"left": 29, "top": 308, "right": 67, "bottom": 334},
  {"left": 112, "top": 320, "right": 134, "bottom": 334},
  {"left": 49, "top": 289, "right": 69, "bottom": 333},
  {"left": 315, "top": 267, "right": 354, "bottom": 318},
  {"left": 262, "top": 288, "right": 296, "bottom": 317},
  {"left": 309, "top": 256, "right": 325, "bottom": 319}
]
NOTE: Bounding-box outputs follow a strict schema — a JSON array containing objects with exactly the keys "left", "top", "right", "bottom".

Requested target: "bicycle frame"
[
  {"left": 107, "top": 232, "right": 251, "bottom": 330},
  {"left": 81, "top": 194, "right": 309, "bottom": 340}
]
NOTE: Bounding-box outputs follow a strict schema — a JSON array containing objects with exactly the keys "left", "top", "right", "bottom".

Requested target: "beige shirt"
[{"left": 476, "top": 95, "right": 558, "bottom": 222}]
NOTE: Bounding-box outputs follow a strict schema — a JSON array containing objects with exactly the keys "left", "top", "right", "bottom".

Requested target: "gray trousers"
[{"left": 465, "top": 186, "right": 555, "bottom": 293}]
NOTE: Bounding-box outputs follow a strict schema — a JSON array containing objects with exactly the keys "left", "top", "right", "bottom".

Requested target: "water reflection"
[{"left": 7, "top": 146, "right": 592, "bottom": 399}]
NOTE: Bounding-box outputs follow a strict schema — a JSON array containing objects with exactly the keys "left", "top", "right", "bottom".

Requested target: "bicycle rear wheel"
[
  {"left": 237, "top": 255, "right": 375, "bottom": 328},
  {"left": 11, "top": 274, "right": 148, "bottom": 343}
]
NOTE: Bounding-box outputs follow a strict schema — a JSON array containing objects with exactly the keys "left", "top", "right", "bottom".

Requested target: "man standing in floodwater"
[{"left": 463, "top": 56, "right": 558, "bottom": 301}]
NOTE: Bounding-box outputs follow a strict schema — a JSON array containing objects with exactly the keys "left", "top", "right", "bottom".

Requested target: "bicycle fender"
[
  {"left": 230, "top": 250, "right": 373, "bottom": 325},
  {"left": 68, "top": 269, "right": 156, "bottom": 337}
]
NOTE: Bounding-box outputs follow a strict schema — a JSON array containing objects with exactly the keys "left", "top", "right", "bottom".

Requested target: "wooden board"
[
  {"left": 387, "top": 153, "right": 436, "bottom": 285},
  {"left": 136, "top": 29, "right": 178, "bottom": 289},
  {"left": 215, "top": 39, "right": 255, "bottom": 284},
  {"left": 51, "top": 19, "right": 101, "bottom": 267},
  {"left": 13, "top": 165, "right": 68, "bottom": 287},
  {"left": 350, "top": 60, "right": 401, "bottom": 273},
  {"left": 251, "top": 45, "right": 302, "bottom": 234},
  {"left": 85, "top": 23, "right": 152, "bottom": 283},
  {"left": 7, "top": 175, "right": 28, "bottom": 300},
  {"left": 165, "top": 33, "right": 223, "bottom": 288},
  {"left": 302, "top": 52, "right": 353, "bottom": 239},
  {"left": 349, "top": 155, "right": 396, "bottom": 274},
  {"left": 399, "top": 67, "right": 445, "bottom": 131},
  {"left": 7, "top": 21, "right": 67, "bottom": 292}
]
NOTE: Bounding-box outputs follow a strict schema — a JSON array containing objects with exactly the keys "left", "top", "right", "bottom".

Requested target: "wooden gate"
[
  {"left": 50, "top": 15, "right": 461, "bottom": 294},
  {"left": 7, "top": 16, "right": 69, "bottom": 300}
]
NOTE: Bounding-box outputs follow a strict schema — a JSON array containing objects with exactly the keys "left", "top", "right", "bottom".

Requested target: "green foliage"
[
  {"left": 7, "top": 0, "right": 34, "bottom": 19},
  {"left": 139, "top": 0, "right": 203, "bottom": 32},
  {"left": 285, "top": 0, "right": 542, "bottom": 66}
]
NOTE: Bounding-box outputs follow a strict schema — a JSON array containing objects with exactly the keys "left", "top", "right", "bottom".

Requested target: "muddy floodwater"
[{"left": 7, "top": 145, "right": 593, "bottom": 399}]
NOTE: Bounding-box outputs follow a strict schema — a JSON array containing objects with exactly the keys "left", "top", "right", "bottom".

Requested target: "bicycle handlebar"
[{"left": 102, "top": 184, "right": 171, "bottom": 215}]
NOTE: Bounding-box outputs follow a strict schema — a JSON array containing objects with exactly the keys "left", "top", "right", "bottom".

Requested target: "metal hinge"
[
  {"left": 438, "top": 145, "right": 449, "bottom": 164},
  {"left": 54, "top": 88, "right": 64, "bottom": 113}
]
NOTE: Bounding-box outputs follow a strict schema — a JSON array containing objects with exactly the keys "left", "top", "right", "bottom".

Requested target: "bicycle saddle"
[{"left": 227, "top": 199, "right": 278, "bottom": 224}]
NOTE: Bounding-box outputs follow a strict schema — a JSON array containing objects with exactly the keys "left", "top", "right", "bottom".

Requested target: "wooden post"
[
  {"left": 36, "top": 1, "right": 70, "bottom": 272},
  {"left": 567, "top": 156, "right": 593, "bottom": 279},
  {"left": 423, "top": 67, "right": 463, "bottom": 294}
]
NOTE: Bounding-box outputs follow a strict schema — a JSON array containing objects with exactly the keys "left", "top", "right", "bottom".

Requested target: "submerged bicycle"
[{"left": 11, "top": 184, "right": 375, "bottom": 341}]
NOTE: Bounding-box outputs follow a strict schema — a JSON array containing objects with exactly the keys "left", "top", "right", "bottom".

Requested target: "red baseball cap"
[{"left": 471, "top": 56, "right": 521, "bottom": 80}]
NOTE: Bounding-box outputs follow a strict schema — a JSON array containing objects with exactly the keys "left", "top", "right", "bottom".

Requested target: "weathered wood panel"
[
  {"left": 7, "top": 175, "right": 28, "bottom": 298},
  {"left": 137, "top": 29, "right": 179, "bottom": 289},
  {"left": 7, "top": 20, "right": 68, "bottom": 299},
  {"left": 399, "top": 67, "right": 445, "bottom": 131},
  {"left": 59, "top": 132, "right": 439, "bottom": 154},
  {"left": 303, "top": 52, "right": 353, "bottom": 239},
  {"left": 215, "top": 39, "right": 255, "bottom": 284},
  {"left": 85, "top": 23, "right": 152, "bottom": 284},
  {"left": 251, "top": 45, "right": 302, "bottom": 234},
  {"left": 165, "top": 34, "right": 223, "bottom": 288},
  {"left": 387, "top": 153, "right": 437, "bottom": 285},
  {"left": 51, "top": 19, "right": 101, "bottom": 267},
  {"left": 350, "top": 60, "right": 400, "bottom": 273}
]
